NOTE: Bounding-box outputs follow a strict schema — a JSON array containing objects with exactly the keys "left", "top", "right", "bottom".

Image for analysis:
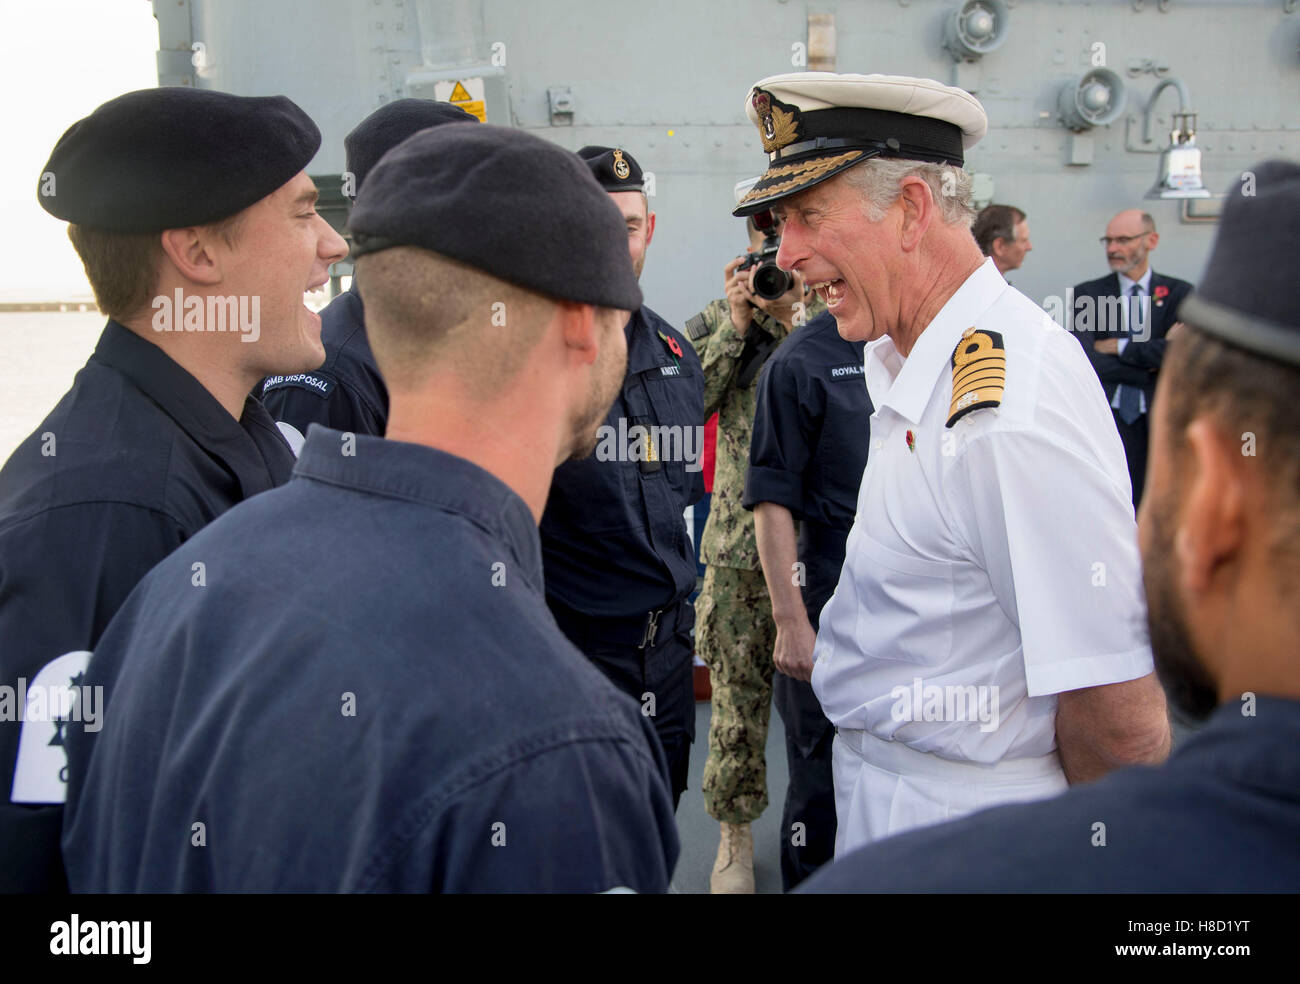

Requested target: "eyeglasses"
[{"left": 1099, "top": 234, "right": 1146, "bottom": 246}]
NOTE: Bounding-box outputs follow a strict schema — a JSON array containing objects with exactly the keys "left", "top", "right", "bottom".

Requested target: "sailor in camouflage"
[{"left": 686, "top": 206, "right": 824, "bottom": 892}]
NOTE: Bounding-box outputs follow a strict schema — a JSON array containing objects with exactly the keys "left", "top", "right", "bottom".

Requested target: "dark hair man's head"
[
  {"left": 972, "top": 204, "right": 1030, "bottom": 273},
  {"left": 39, "top": 87, "right": 349, "bottom": 394},
  {"left": 1138, "top": 160, "right": 1300, "bottom": 722}
]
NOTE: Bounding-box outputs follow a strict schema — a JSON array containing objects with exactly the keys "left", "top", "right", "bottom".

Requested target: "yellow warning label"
[
  {"left": 457, "top": 101, "right": 486, "bottom": 122},
  {"left": 434, "top": 78, "right": 487, "bottom": 122}
]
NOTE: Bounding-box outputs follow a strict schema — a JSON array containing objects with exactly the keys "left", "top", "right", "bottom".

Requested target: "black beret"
[
  {"left": 350, "top": 125, "right": 643, "bottom": 311},
  {"left": 38, "top": 87, "right": 320, "bottom": 233},
  {"left": 578, "top": 145, "right": 645, "bottom": 192},
  {"left": 344, "top": 98, "right": 478, "bottom": 197},
  {"left": 1179, "top": 159, "right": 1300, "bottom": 368}
]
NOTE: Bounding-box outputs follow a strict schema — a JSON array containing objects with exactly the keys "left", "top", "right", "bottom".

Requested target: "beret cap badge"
[
  {"left": 577, "top": 144, "right": 644, "bottom": 192},
  {"left": 612, "top": 149, "right": 631, "bottom": 181}
]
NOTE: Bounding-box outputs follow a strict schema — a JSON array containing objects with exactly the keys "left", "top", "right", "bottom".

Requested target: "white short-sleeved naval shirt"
[{"left": 811, "top": 258, "right": 1154, "bottom": 764}]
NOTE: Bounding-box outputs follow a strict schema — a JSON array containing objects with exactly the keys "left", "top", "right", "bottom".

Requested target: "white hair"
[{"left": 841, "top": 158, "right": 976, "bottom": 227}]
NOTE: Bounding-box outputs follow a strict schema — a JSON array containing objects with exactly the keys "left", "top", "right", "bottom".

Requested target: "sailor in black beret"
[
  {"left": 63, "top": 121, "right": 681, "bottom": 893},
  {"left": 2, "top": 86, "right": 347, "bottom": 893},
  {"left": 576, "top": 145, "right": 653, "bottom": 275},
  {"left": 538, "top": 144, "right": 705, "bottom": 810},
  {"left": 351, "top": 125, "right": 642, "bottom": 309},
  {"left": 39, "top": 86, "right": 322, "bottom": 233},
  {"left": 262, "top": 98, "right": 479, "bottom": 449},
  {"left": 578, "top": 145, "right": 645, "bottom": 193},
  {"left": 344, "top": 98, "right": 479, "bottom": 200}
]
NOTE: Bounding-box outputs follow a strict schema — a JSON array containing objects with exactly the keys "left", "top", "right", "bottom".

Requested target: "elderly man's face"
[
  {"left": 773, "top": 173, "right": 889, "bottom": 343},
  {"left": 1104, "top": 210, "right": 1156, "bottom": 278},
  {"left": 997, "top": 219, "right": 1032, "bottom": 272}
]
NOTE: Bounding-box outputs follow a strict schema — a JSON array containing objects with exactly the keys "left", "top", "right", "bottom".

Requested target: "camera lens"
[{"left": 752, "top": 263, "right": 794, "bottom": 301}]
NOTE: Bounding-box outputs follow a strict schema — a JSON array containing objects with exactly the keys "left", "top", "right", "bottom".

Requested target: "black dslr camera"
[{"left": 737, "top": 208, "right": 794, "bottom": 301}]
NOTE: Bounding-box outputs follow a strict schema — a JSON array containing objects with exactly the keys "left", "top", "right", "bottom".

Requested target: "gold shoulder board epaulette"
[
  {"left": 684, "top": 312, "right": 712, "bottom": 341},
  {"left": 946, "top": 327, "right": 1006, "bottom": 428}
]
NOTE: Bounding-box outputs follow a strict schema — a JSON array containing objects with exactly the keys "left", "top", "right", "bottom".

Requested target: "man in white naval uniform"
[{"left": 731, "top": 72, "right": 1171, "bottom": 857}]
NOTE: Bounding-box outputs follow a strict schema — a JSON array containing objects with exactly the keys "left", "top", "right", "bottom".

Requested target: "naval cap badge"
[
  {"left": 753, "top": 92, "right": 775, "bottom": 140},
  {"left": 612, "top": 149, "right": 631, "bottom": 180},
  {"left": 750, "top": 88, "right": 799, "bottom": 154}
]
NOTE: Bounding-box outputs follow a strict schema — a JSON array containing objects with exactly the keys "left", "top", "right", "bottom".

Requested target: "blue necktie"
[{"left": 1117, "top": 285, "right": 1143, "bottom": 425}]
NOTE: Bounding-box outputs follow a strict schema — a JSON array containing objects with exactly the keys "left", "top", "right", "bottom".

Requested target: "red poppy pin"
[
  {"left": 905, "top": 430, "right": 916, "bottom": 453},
  {"left": 1153, "top": 285, "right": 1169, "bottom": 307},
  {"left": 659, "top": 330, "right": 683, "bottom": 360}
]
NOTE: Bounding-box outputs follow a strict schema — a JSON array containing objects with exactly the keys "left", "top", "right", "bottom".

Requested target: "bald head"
[{"left": 1111, "top": 209, "right": 1155, "bottom": 234}]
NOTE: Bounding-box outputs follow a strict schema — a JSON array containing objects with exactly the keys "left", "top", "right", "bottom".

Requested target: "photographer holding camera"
[
  {"left": 685, "top": 183, "right": 823, "bottom": 893},
  {"left": 725, "top": 212, "right": 808, "bottom": 341}
]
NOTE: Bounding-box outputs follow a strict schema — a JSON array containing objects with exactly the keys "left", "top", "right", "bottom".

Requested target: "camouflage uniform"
[{"left": 688, "top": 294, "right": 826, "bottom": 823}]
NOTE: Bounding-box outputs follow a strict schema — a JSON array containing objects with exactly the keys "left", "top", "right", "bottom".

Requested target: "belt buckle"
[{"left": 639, "top": 609, "right": 663, "bottom": 650}]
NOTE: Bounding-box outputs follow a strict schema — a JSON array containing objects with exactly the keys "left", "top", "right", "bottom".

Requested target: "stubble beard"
[
  {"left": 1110, "top": 247, "right": 1147, "bottom": 278},
  {"left": 1143, "top": 496, "right": 1220, "bottom": 722},
  {"left": 566, "top": 327, "right": 625, "bottom": 462}
]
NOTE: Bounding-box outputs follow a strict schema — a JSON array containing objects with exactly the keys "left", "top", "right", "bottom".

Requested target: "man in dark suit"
[
  {"left": 1069, "top": 209, "right": 1192, "bottom": 505},
  {"left": 801, "top": 160, "right": 1300, "bottom": 894}
]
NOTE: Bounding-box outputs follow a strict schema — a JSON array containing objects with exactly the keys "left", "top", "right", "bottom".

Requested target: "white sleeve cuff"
[
  {"left": 1024, "top": 645, "right": 1154, "bottom": 698},
  {"left": 1117, "top": 338, "right": 1129, "bottom": 354}
]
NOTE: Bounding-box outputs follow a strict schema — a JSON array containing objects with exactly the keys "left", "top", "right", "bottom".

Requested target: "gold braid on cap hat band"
[{"left": 737, "top": 150, "right": 866, "bottom": 207}]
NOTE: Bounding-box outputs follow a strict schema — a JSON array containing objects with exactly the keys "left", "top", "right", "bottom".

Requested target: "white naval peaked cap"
[{"left": 734, "top": 71, "right": 988, "bottom": 216}]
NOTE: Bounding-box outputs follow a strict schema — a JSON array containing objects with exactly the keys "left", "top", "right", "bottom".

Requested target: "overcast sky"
[{"left": 0, "top": 1, "right": 157, "bottom": 299}]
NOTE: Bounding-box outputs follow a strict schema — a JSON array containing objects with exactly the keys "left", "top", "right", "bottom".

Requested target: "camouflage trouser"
[{"left": 697, "top": 564, "right": 776, "bottom": 824}]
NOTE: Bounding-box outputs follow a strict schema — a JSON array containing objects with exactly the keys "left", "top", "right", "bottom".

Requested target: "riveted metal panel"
[{"left": 173, "top": 0, "right": 1300, "bottom": 325}]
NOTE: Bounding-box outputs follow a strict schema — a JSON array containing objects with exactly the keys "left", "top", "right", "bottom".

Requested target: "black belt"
[{"left": 549, "top": 597, "right": 691, "bottom": 651}]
